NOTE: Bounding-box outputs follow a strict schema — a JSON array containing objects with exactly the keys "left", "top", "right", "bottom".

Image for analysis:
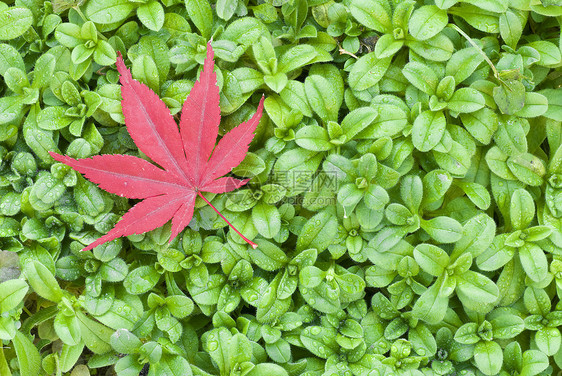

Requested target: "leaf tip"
[
  {"left": 49, "top": 151, "right": 71, "bottom": 164},
  {"left": 115, "top": 51, "right": 131, "bottom": 83},
  {"left": 257, "top": 95, "right": 265, "bottom": 113},
  {"left": 204, "top": 41, "right": 215, "bottom": 71}
]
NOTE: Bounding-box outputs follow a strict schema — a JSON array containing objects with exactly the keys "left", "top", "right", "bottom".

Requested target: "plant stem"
[
  {"left": 449, "top": 24, "right": 499, "bottom": 79},
  {"left": 197, "top": 192, "right": 258, "bottom": 249}
]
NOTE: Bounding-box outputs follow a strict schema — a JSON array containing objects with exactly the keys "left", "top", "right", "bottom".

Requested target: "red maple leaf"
[{"left": 50, "top": 42, "right": 263, "bottom": 251}]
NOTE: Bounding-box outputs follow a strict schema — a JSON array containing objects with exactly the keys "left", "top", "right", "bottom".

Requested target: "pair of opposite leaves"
[{"left": 50, "top": 43, "right": 264, "bottom": 251}]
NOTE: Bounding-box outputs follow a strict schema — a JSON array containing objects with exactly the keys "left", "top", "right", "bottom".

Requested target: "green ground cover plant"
[{"left": 2, "top": 0, "right": 562, "bottom": 375}]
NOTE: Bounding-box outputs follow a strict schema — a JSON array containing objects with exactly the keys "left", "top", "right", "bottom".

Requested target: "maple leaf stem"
[{"left": 197, "top": 191, "right": 258, "bottom": 249}]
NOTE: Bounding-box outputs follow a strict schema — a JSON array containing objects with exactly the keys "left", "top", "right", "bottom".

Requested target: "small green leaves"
[{"left": 3, "top": 0, "right": 562, "bottom": 374}]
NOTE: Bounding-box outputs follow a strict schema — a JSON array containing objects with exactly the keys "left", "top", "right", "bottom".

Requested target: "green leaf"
[
  {"left": 0, "top": 96, "right": 24, "bottom": 125},
  {"left": 519, "top": 243, "right": 548, "bottom": 283},
  {"left": 59, "top": 343, "right": 84, "bottom": 373},
  {"left": 295, "top": 125, "right": 332, "bottom": 151},
  {"left": 456, "top": 270, "right": 498, "bottom": 311},
  {"left": 406, "top": 33, "right": 454, "bottom": 62},
  {"left": 473, "top": 340, "right": 503, "bottom": 376},
  {"left": 137, "top": 1, "right": 165, "bottom": 31},
  {"left": 447, "top": 88, "right": 485, "bottom": 113},
  {"left": 93, "top": 40, "right": 117, "bottom": 66},
  {"left": 412, "top": 283, "right": 448, "bottom": 324},
  {"left": 85, "top": 0, "right": 135, "bottom": 24},
  {"left": 72, "top": 44, "right": 94, "bottom": 65},
  {"left": 252, "top": 202, "right": 281, "bottom": 238},
  {"left": 348, "top": 0, "right": 392, "bottom": 33},
  {"left": 110, "top": 329, "right": 142, "bottom": 354},
  {"left": 454, "top": 323, "right": 480, "bottom": 344},
  {"left": 458, "top": 182, "right": 491, "bottom": 210},
  {"left": 435, "top": 0, "right": 458, "bottom": 8},
  {"left": 280, "top": 80, "right": 312, "bottom": 117},
  {"left": 305, "top": 74, "right": 342, "bottom": 123},
  {"left": 75, "top": 311, "right": 114, "bottom": 354},
  {"left": 526, "top": 41, "right": 561, "bottom": 66},
  {"left": 264, "top": 72, "right": 288, "bottom": 93},
  {"left": 0, "top": 279, "right": 27, "bottom": 312},
  {"left": 494, "top": 116, "right": 527, "bottom": 156},
  {"left": 540, "top": 88, "right": 562, "bottom": 121},
  {"left": 250, "top": 239, "right": 288, "bottom": 271},
  {"left": 452, "top": 4, "right": 499, "bottom": 33},
  {"left": 510, "top": 189, "right": 534, "bottom": 230},
  {"left": 374, "top": 34, "right": 404, "bottom": 59},
  {"left": 54, "top": 313, "right": 81, "bottom": 346},
  {"left": 296, "top": 209, "right": 338, "bottom": 252},
  {"left": 299, "top": 265, "right": 325, "bottom": 289},
  {"left": 74, "top": 177, "right": 106, "bottom": 217},
  {"left": 409, "top": 5, "right": 448, "bottom": 41},
  {"left": 413, "top": 244, "right": 449, "bottom": 276},
  {"left": 257, "top": 275, "right": 291, "bottom": 323},
  {"left": 24, "top": 260, "right": 63, "bottom": 303},
  {"left": 132, "top": 55, "right": 160, "bottom": 94},
  {"left": 493, "top": 80, "right": 526, "bottom": 115},
  {"left": 521, "top": 350, "right": 549, "bottom": 375},
  {"left": 422, "top": 170, "right": 452, "bottom": 208},
  {"left": 337, "top": 183, "right": 364, "bottom": 212},
  {"left": 0, "top": 43, "right": 25, "bottom": 74},
  {"left": 340, "top": 107, "right": 378, "bottom": 141},
  {"left": 356, "top": 104, "right": 408, "bottom": 138},
  {"left": 216, "top": 0, "right": 238, "bottom": 21},
  {"left": 515, "top": 92, "right": 548, "bottom": 118},
  {"left": 13, "top": 332, "right": 40, "bottom": 376},
  {"left": 490, "top": 313, "right": 524, "bottom": 339},
  {"left": 247, "top": 363, "right": 289, "bottom": 376},
  {"left": 114, "top": 355, "right": 143, "bottom": 376},
  {"left": 32, "top": 54, "right": 57, "bottom": 90},
  {"left": 277, "top": 44, "right": 317, "bottom": 73},
  {"left": 227, "top": 332, "right": 252, "bottom": 365},
  {"left": 123, "top": 265, "right": 160, "bottom": 295},
  {"left": 348, "top": 53, "right": 391, "bottom": 91},
  {"left": 524, "top": 287, "right": 550, "bottom": 316},
  {"left": 0, "top": 7, "right": 33, "bottom": 40},
  {"left": 499, "top": 10, "right": 523, "bottom": 48},
  {"left": 402, "top": 62, "right": 438, "bottom": 95},
  {"left": 535, "top": 327, "right": 561, "bottom": 356},
  {"left": 412, "top": 110, "right": 446, "bottom": 152},
  {"left": 37, "top": 106, "right": 72, "bottom": 131},
  {"left": 99, "top": 258, "right": 128, "bottom": 282},
  {"left": 421, "top": 216, "right": 463, "bottom": 243},
  {"left": 507, "top": 153, "right": 545, "bottom": 187},
  {"left": 300, "top": 326, "right": 338, "bottom": 358},
  {"left": 273, "top": 148, "right": 323, "bottom": 196},
  {"left": 184, "top": 0, "right": 213, "bottom": 38},
  {"left": 222, "top": 17, "right": 268, "bottom": 46},
  {"left": 446, "top": 47, "right": 484, "bottom": 84},
  {"left": 461, "top": 0, "right": 507, "bottom": 12}
]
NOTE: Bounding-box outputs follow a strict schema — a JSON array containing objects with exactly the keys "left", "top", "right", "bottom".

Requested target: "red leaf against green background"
[{"left": 50, "top": 42, "right": 264, "bottom": 251}]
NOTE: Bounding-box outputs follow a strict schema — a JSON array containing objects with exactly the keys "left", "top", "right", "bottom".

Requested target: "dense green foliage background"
[{"left": 2, "top": 0, "right": 562, "bottom": 375}]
